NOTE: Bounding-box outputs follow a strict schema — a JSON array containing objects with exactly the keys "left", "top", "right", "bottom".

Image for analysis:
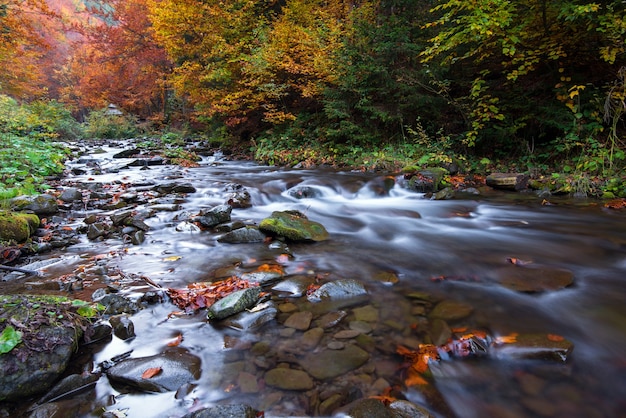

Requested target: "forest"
[{"left": 1, "top": 0, "right": 625, "bottom": 196}]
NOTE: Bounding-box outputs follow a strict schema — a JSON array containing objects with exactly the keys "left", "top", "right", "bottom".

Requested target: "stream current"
[{"left": 13, "top": 146, "right": 626, "bottom": 417}]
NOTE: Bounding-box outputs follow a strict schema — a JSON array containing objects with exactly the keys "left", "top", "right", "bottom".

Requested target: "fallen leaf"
[
  {"left": 162, "top": 256, "right": 182, "bottom": 262},
  {"left": 141, "top": 367, "right": 162, "bottom": 379},
  {"left": 494, "top": 333, "right": 518, "bottom": 344},
  {"left": 547, "top": 334, "right": 565, "bottom": 342},
  {"left": 167, "top": 333, "right": 183, "bottom": 347}
]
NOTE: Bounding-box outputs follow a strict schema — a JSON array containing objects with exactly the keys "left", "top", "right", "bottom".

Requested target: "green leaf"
[{"left": 0, "top": 326, "right": 23, "bottom": 354}]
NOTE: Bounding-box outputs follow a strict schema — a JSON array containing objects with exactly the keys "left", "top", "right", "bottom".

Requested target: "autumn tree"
[
  {"left": 64, "top": 0, "right": 172, "bottom": 120},
  {"left": 0, "top": 0, "right": 53, "bottom": 98}
]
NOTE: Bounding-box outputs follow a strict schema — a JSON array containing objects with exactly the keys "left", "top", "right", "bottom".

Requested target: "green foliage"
[
  {"left": 0, "top": 95, "right": 71, "bottom": 199},
  {"left": 0, "top": 325, "right": 22, "bottom": 354},
  {"left": 83, "top": 108, "right": 139, "bottom": 139}
]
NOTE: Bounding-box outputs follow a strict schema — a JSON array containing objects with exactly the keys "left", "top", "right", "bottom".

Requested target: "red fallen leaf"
[
  {"left": 276, "top": 254, "right": 290, "bottom": 264},
  {"left": 141, "top": 367, "right": 162, "bottom": 379},
  {"left": 547, "top": 334, "right": 565, "bottom": 342},
  {"left": 605, "top": 199, "right": 626, "bottom": 209},
  {"left": 167, "top": 333, "right": 183, "bottom": 347},
  {"left": 306, "top": 283, "right": 321, "bottom": 296},
  {"left": 494, "top": 333, "right": 519, "bottom": 344}
]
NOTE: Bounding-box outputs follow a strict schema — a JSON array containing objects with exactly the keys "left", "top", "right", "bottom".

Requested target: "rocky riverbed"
[{"left": 0, "top": 139, "right": 625, "bottom": 417}]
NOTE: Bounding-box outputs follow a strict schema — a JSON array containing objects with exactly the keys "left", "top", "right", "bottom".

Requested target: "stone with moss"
[
  {"left": 0, "top": 210, "right": 40, "bottom": 243},
  {"left": 407, "top": 167, "right": 448, "bottom": 193},
  {"left": 0, "top": 294, "right": 102, "bottom": 401},
  {"left": 259, "top": 210, "right": 329, "bottom": 242},
  {"left": 9, "top": 194, "right": 58, "bottom": 215}
]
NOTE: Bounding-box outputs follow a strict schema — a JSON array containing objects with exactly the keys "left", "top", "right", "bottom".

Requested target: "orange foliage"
[
  {"left": 141, "top": 367, "right": 162, "bottom": 379},
  {"left": 167, "top": 277, "right": 257, "bottom": 313}
]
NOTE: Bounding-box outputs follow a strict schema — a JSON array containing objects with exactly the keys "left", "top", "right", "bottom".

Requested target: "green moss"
[{"left": 0, "top": 210, "right": 39, "bottom": 243}]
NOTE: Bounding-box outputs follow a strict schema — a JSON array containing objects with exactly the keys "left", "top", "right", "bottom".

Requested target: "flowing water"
[{"left": 9, "top": 146, "right": 626, "bottom": 417}]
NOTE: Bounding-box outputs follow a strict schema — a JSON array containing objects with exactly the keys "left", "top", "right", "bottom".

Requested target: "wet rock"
[
  {"left": 430, "top": 319, "right": 452, "bottom": 346},
  {"left": 349, "top": 320, "right": 372, "bottom": 334},
  {"left": 352, "top": 305, "right": 379, "bottom": 323},
  {"left": 259, "top": 210, "right": 329, "bottom": 242},
  {"left": 195, "top": 204, "right": 232, "bottom": 228},
  {"left": 0, "top": 295, "right": 87, "bottom": 401},
  {"left": 214, "top": 220, "right": 246, "bottom": 233},
  {"left": 128, "top": 230, "right": 145, "bottom": 245},
  {"left": 345, "top": 398, "right": 394, "bottom": 417},
  {"left": 388, "top": 400, "right": 435, "bottom": 418},
  {"left": 428, "top": 300, "right": 474, "bottom": 321},
  {"left": 207, "top": 286, "right": 262, "bottom": 320},
  {"left": 109, "top": 315, "right": 135, "bottom": 340},
  {"left": 301, "top": 327, "right": 324, "bottom": 350},
  {"left": 264, "top": 368, "right": 314, "bottom": 390},
  {"left": 0, "top": 211, "right": 39, "bottom": 243},
  {"left": 10, "top": 194, "right": 58, "bottom": 215},
  {"left": 182, "top": 404, "right": 258, "bottom": 418},
  {"left": 220, "top": 301, "right": 278, "bottom": 331},
  {"left": 98, "top": 294, "right": 141, "bottom": 315},
  {"left": 153, "top": 182, "right": 196, "bottom": 195},
  {"left": 496, "top": 266, "right": 574, "bottom": 293},
  {"left": 217, "top": 226, "right": 267, "bottom": 243},
  {"left": 284, "top": 311, "right": 313, "bottom": 330},
  {"left": 432, "top": 187, "right": 455, "bottom": 200},
  {"left": 287, "top": 185, "right": 324, "bottom": 199},
  {"left": 241, "top": 270, "right": 283, "bottom": 286},
  {"left": 493, "top": 333, "right": 574, "bottom": 362},
  {"left": 407, "top": 168, "right": 447, "bottom": 193},
  {"left": 105, "top": 348, "right": 201, "bottom": 393},
  {"left": 486, "top": 173, "right": 529, "bottom": 191},
  {"left": 301, "top": 344, "right": 369, "bottom": 380},
  {"left": 316, "top": 311, "right": 348, "bottom": 329},
  {"left": 225, "top": 187, "right": 252, "bottom": 208},
  {"left": 59, "top": 188, "right": 83, "bottom": 203},
  {"left": 86, "top": 223, "right": 107, "bottom": 240},
  {"left": 272, "top": 275, "right": 316, "bottom": 298},
  {"left": 83, "top": 322, "right": 112, "bottom": 345},
  {"left": 372, "top": 271, "right": 399, "bottom": 285},
  {"left": 308, "top": 279, "right": 368, "bottom": 303},
  {"left": 175, "top": 221, "right": 201, "bottom": 233},
  {"left": 36, "top": 371, "right": 101, "bottom": 404}
]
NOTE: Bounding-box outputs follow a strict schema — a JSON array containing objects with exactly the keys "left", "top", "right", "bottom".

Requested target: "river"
[{"left": 10, "top": 145, "right": 626, "bottom": 417}]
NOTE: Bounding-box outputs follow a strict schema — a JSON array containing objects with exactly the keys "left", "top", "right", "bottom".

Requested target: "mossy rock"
[
  {"left": 0, "top": 210, "right": 40, "bottom": 243},
  {"left": 259, "top": 210, "right": 329, "bottom": 242},
  {"left": 0, "top": 294, "right": 101, "bottom": 400}
]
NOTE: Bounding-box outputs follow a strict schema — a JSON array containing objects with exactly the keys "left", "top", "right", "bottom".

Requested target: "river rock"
[
  {"left": 486, "top": 173, "right": 529, "bottom": 191},
  {"left": 428, "top": 300, "right": 474, "bottom": 321},
  {"left": 10, "top": 194, "right": 58, "bottom": 215},
  {"left": 59, "top": 187, "right": 83, "bottom": 202},
  {"left": 407, "top": 168, "right": 447, "bottom": 193},
  {"left": 264, "top": 368, "right": 314, "bottom": 390},
  {"left": 97, "top": 294, "right": 141, "bottom": 315},
  {"left": 109, "top": 314, "right": 135, "bottom": 340},
  {"left": 0, "top": 295, "right": 87, "bottom": 401},
  {"left": 207, "top": 286, "right": 262, "bottom": 320},
  {"left": 195, "top": 204, "right": 232, "bottom": 228},
  {"left": 284, "top": 311, "right": 313, "bottom": 330},
  {"left": 105, "top": 348, "right": 201, "bottom": 393},
  {"left": 220, "top": 301, "right": 278, "bottom": 331},
  {"left": 0, "top": 211, "right": 40, "bottom": 243},
  {"left": 388, "top": 400, "right": 435, "bottom": 418},
  {"left": 307, "top": 279, "right": 369, "bottom": 312},
  {"left": 287, "top": 185, "right": 324, "bottom": 199},
  {"left": 36, "top": 371, "right": 101, "bottom": 404},
  {"left": 271, "top": 275, "right": 316, "bottom": 298},
  {"left": 259, "top": 210, "right": 329, "bottom": 242},
  {"left": 152, "top": 182, "right": 196, "bottom": 195},
  {"left": 300, "top": 344, "right": 369, "bottom": 380},
  {"left": 217, "top": 226, "right": 267, "bottom": 243},
  {"left": 345, "top": 398, "right": 394, "bottom": 418},
  {"left": 493, "top": 333, "right": 574, "bottom": 362},
  {"left": 225, "top": 185, "right": 252, "bottom": 208},
  {"left": 240, "top": 270, "right": 283, "bottom": 286},
  {"left": 301, "top": 327, "right": 324, "bottom": 350},
  {"left": 496, "top": 266, "right": 574, "bottom": 293},
  {"left": 182, "top": 404, "right": 258, "bottom": 418}
]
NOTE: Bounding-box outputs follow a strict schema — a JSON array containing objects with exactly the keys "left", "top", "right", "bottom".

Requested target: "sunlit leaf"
[
  {"left": 0, "top": 325, "right": 23, "bottom": 354},
  {"left": 494, "top": 333, "right": 518, "bottom": 344},
  {"left": 547, "top": 334, "right": 565, "bottom": 342},
  {"left": 167, "top": 333, "right": 183, "bottom": 347},
  {"left": 141, "top": 367, "right": 162, "bottom": 379},
  {"left": 162, "top": 256, "right": 182, "bottom": 262}
]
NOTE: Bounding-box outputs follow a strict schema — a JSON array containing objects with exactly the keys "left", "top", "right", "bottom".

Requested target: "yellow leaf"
[{"left": 162, "top": 256, "right": 182, "bottom": 262}]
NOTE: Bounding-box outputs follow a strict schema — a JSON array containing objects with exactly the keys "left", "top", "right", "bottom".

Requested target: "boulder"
[
  {"left": 10, "top": 194, "right": 58, "bottom": 215},
  {"left": 486, "top": 173, "right": 529, "bottom": 191},
  {"left": 105, "top": 348, "right": 201, "bottom": 393},
  {"left": 407, "top": 168, "right": 448, "bottom": 193},
  {"left": 207, "top": 287, "right": 261, "bottom": 320},
  {"left": 0, "top": 211, "right": 40, "bottom": 243},
  {"left": 259, "top": 210, "right": 329, "bottom": 242},
  {"left": 0, "top": 295, "right": 89, "bottom": 401},
  {"left": 217, "top": 226, "right": 266, "bottom": 243},
  {"left": 195, "top": 204, "right": 232, "bottom": 228}
]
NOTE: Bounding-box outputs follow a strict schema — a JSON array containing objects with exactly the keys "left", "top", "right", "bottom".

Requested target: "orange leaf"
[
  {"left": 167, "top": 333, "right": 183, "bottom": 347},
  {"left": 495, "top": 333, "right": 518, "bottom": 344},
  {"left": 141, "top": 367, "right": 162, "bottom": 379},
  {"left": 405, "top": 369, "right": 429, "bottom": 386},
  {"left": 547, "top": 334, "right": 565, "bottom": 342}
]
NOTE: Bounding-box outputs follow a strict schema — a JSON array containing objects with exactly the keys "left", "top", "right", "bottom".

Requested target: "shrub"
[{"left": 83, "top": 108, "right": 138, "bottom": 139}]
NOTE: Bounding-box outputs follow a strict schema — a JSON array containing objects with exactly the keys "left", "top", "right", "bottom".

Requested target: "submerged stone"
[
  {"left": 264, "top": 368, "right": 314, "bottom": 390},
  {"left": 497, "top": 266, "right": 574, "bottom": 293},
  {"left": 493, "top": 333, "right": 574, "bottom": 362},
  {"left": 259, "top": 210, "right": 329, "bottom": 242},
  {"left": 300, "top": 344, "right": 369, "bottom": 380},
  {"left": 428, "top": 300, "right": 474, "bottom": 321}
]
